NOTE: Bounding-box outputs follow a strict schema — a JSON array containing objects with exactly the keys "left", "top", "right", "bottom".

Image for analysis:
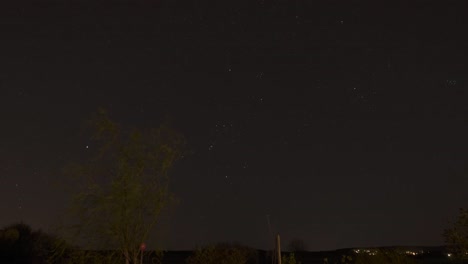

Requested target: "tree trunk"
[{"left": 124, "top": 250, "right": 130, "bottom": 264}]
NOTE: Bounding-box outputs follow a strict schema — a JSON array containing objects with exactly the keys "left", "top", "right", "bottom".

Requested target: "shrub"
[{"left": 282, "top": 252, "right": 301, "bottom": 264}]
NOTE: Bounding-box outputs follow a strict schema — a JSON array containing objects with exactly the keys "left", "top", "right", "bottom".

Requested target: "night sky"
[{"left": 1, "top": 0, "right": 468, "bottom": 251}]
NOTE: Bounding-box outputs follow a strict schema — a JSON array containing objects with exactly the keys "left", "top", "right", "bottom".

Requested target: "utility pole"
[{"left": 276, "top": 234, "right": 281, "bottom": 264}]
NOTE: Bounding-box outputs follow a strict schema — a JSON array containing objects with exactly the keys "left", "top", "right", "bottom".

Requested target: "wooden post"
[{"left": 276, "top": 234, "right": 281, "bottom": 264}]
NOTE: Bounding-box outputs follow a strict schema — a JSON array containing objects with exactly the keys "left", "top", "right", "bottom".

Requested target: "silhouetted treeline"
[{"left": 0, "top": 222, "right": 64, "bottom": 264}]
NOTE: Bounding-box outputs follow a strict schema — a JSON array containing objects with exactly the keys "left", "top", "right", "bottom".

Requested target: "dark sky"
[{"left": 1, "top": 0, "right": 468, "bottom": 251}]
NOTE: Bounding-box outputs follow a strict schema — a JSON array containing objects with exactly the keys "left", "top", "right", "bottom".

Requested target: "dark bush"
[{"left": 0, "top": 222, "right": 68, "bottom": 264}]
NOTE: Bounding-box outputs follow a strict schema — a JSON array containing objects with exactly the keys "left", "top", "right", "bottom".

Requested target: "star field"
[{"left": 1, "top": 0, "right": 468, "bottom": 252}]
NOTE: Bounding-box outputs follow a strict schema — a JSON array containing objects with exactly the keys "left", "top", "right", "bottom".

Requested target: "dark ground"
[{"left": 154, "top": 246, "right": 452, "bottom": 264}]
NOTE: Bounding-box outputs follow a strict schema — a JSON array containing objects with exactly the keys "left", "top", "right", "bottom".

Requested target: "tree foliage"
[
  {"left": 282, "top": 252, "right": 301, "bottom": 264},
  {"left": 65, "top": 109, "right": 184, "bottom": 264}
]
